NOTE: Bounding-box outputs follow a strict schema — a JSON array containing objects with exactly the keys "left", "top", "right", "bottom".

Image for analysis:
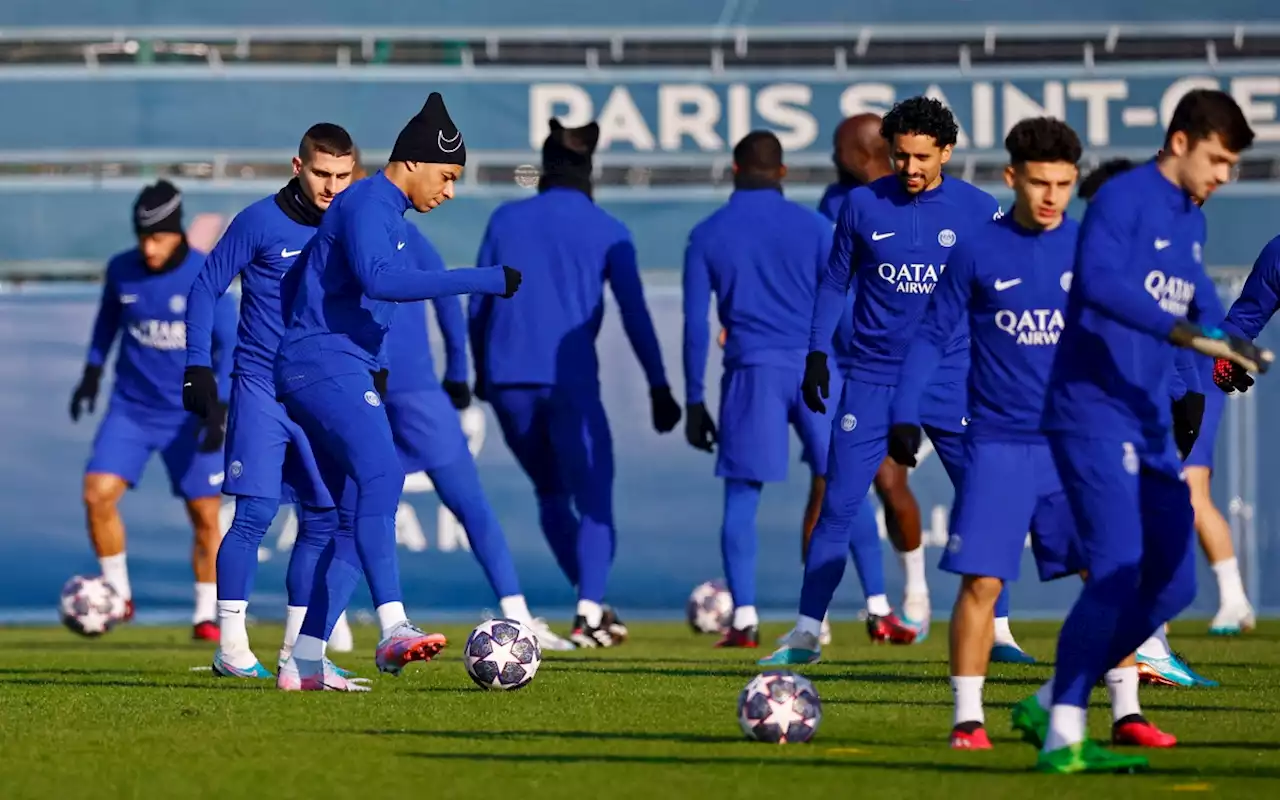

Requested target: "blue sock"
[
  {"left": 298, "top": 523, "right": 361, "bottom": 641},
  {"left": 286, "top": 504, "right": 336, "bottom": 607},
  {"left": 431, "top": 456, "right": 522, "bottom": 599},
  {"left": 846, "top": 496, "right": 885, "bottom": 600},
  {"left": 995, "top": 585, "right": 1011, "bottom": 619},
  {"left": 536, "top": 493, "right": 580, "bottom": 586},
  {"left": 721, "top": 479, "right": 763, "bottom": 609},
  {"left": 351, "top": 471, "right": 403, "bottom": 607},
  {"left": 216, "top": 496, "right": 279, "bottom": 602},
  {"left": 575, "top": 514, "right": 614, "bottom": 604}
]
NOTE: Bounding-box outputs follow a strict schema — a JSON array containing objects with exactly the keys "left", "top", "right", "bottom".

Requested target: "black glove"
[
  {"left": 501, "top": 266, "right": 523, "bottom": 299},
  {"left": 684, "top": 402, "right": 718, "bottom": 452},
  {"left": 650, "top": 386, "right": 681, "bottom": 433},
  {"left": 1171, "top": 391, "right": 1205, "bottom": 459},
  {"left": 1170, "top": 321, "right": 1274, "bottom": 375},
  {"left": 442, "top": 379, "right": 471, "bottom": 410},
  {"left": 473, "top": 379, "right": 489, "bottom": 404},
  {"left": 1213, "top": 356, "right": 1255, "bottom": 394},
  {"left": 887, "top": 423, "right": 923, "bottom": 468},
  {"left": 182, "top": 365, "right": 219, "bottom": 420},
  {"left": 197, "top": 401, "right": 228, "bottom": 453},
  {"left": 69, "top": 364, "right": 103, "bottom": 422},
  {"left": 801, "top": 351, "right": 830, "bottom": 414},
  {"left": 371, "top": 368, "right": 389, "bottom": 397}
]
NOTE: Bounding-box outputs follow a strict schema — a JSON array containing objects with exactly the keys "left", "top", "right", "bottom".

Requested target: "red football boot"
[
  {"left": 1113, "top": 715, "right": 1177, "bottom": 748},
  {"left": 192, "top": 620, "right": 220, "bottom": 642},
  {"left": 714, "top": 626, "right": 759, "bottom": 648},
  {"left": 866, "top": 613, "right": 918, "bottom": 644},
  {"left": 950, "top": 723, "right": 993, "bottom": 750}
]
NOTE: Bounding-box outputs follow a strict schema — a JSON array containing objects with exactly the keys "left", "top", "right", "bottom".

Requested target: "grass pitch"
[{"left": 1, "top": 620, "right": 1278, "bottom": 799}]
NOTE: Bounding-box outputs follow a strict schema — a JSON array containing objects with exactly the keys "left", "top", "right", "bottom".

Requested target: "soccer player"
[
  {"left": 894, "top": 118, "right": 1174, "bottom": 750},
  {"left": 382, "top": 229, "right": 574, "bottom": 651},
  {"left": 274, "top": 93, "right": 521, "bottom": 690},
  {"left": 471, "top": 119, "right": 681, "bottom": 648},
  {"left": 184, "top": 124, "right": 359, "bottom": 678},
  {"left": 1013, "top": 89, "right": 1268, "bottom": 774},
  {"left": 71, "top": 179, "right": 237, "bottom": 639},
  {"left": 762, "top": 97, "right": 1001, "bottom": 666},
  {"left": 682, "top": 130, "right": 858, "bottom": 648}
]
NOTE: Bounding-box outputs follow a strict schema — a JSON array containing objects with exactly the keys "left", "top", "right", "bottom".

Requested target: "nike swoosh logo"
[
  {"left": 871, "top": 231, "right": 895, "bottom": 241},
  {"left": 994, "top": 278, "right": 1022, "bottom": 291},
  {"left": 397, "top": 242, "right": 406, "bottom": 250},
  {"left": 281, "top": 248, "right": 302, "bottom": 258},
  {"left": 1155, "top": 239, "right": 1171, "bottom": 250},
  {"left": 183, "top": 382, "right": 192, "bottom": 388}
]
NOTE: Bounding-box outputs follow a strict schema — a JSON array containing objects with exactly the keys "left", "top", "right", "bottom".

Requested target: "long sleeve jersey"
[
  {"left": 1222, "top": 233, "right": 1280, "bottom": 341},
  {"left": 185, "top": 192, "right": 319, "bottom": 383},
  {"left": 88, "top": 246, "right": 237, "bottom": 412},
  {"left": 276, "top": 171, "right": 506, "bottom": 394},
  {"left": 816, "top": 182, "right": 861, "bottom": 375},
  {"left": 384, "top": 226, "right": 469, "bottom": 395},
  {"left": 818, "top": 180, "right": 857, "bottom": 222},
  {"left": 893, "top": 214, "right": 1077, "bottom": 440},
  {"left": 682, "top": 188, "right": 833, "bottom": 405},
  {"left": 1042, "top": 160, "right": 1224, "bottom": 449},
  {"left": 810, "top": 175, "right": 1002, "bottom": 386},
  {"left": 468, "top": 187, "right": 668, "bottom": 391}
]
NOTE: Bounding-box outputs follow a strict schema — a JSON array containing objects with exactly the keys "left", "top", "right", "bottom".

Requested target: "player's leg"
[
  {"left": 1184, "top": 392, "right": 1254, "bottom": 634},
  {"left": 282, "top": 374, "right": 446, "bottom": 677},
  {"left": 164, "top": 411, "right": 227, "bottom": 641},
  {"left": 550, "top": 389, "right": 620, "bottom": 647},
  {"left": 83, "top": 405, "right": 154, "bottom": 619},
  {"left": 760, "top": 380, "right": 892, "bottom": 665},
  {"left": 940, "top": 440, "right": 1038, "bottom": 749},
  {"left": 873, "top": 458, "right": 930, "bottom": 624},
  {"left": 489, "top": 386, "right": 580, "bottom": 587},
  {"left": 1033, "top": 436, "right": 1151, "bottom": 773}
]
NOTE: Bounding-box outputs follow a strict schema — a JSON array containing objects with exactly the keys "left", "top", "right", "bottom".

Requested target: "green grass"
[{"left": 2, "top": 620, "right": 1278, "bottom": 799}]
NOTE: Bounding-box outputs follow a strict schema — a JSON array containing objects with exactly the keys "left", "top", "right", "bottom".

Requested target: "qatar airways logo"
[
  {"left": 128, "top": 320, "right": 187, "bottom": 351},
  {"left": 878, "top": 263, "right": 944, "bottom": 294},
  {"left": 995, "top": 309, "right": 1065, "bottom": 346},
  {"left": 1144, "top": 270, "right": 1195, "bottom": 316}
]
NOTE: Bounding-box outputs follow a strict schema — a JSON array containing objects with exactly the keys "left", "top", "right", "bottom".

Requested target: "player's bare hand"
[{"left": 801, "top": 352, "right": 830, "bottom": 414}]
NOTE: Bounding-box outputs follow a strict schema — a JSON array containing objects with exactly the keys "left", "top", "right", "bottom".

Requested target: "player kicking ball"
[
  {"left": 1014, "top": 90, "right": 1270, "bottom": 774},
  {"left": 71, "top": 180, "right": 238, "bottom": 640}
]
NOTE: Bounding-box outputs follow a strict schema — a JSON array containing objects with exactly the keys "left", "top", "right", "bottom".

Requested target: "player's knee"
[
  {"left": 297, "top": 504, "right": 339, "bottom": 541},
  {"left": 226, "top": 496, "right": 278, "bottom": 543},
  {"left": 356, "top": 469, "right": 404, "bottom": 516},
  {"left": 82, "top": 474, "right": 124, "bottom": 512},
  {"left": 961, "top": 575, "right": 1004, "bottom": 606}
]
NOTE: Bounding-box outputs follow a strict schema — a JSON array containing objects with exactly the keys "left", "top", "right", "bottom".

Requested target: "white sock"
[
  {"left": 1213, "top": 557, "right": 1248, "bottom": 608},
  {"left": 293, "top": 633, "right": 325, "bottom": 662},
  {"left": 866, "top": 594, "right": 892, "bottom": 617},
  {"left": 732, "top": 605, "right": 759, "bottom": 629},
  {"left": 1043, "top": 704, "right": 1088, "bottom": 752},
  {"left": 951, "top": 675, "right": 985, "bottom": 726},
  {"left": 900, "top": 546, "right": 928, "bottom": 597},
  {"left": 576, "top": 599, "right": 603, "bottom": 628},
  {"left": 1035, "top": 678, "right": 1054, "bottom": 710},
  {"left": 499, "top": 595, "right": 532, "bottom": 624},
  {"left": 100, "top": 553, "right": 131, "bottom": 601},
  {"left": 193, "top": 582, "right": 217, "bottom": 624},
  {"left": 993, "top": 616, "right": 1016, "bottom": 647},
  {"left": 376, "top": 601, "right": 408, "bottom": 638},
  {"left": 1137, "top": 626, "right": 1172, "bottom": 660},
  {"left": 796, "top": 615, "right": 823, "bottom": 639},
  {"left": 1105, "top": 666, "right": 1141, "bottom": 722},
  {"left": 217, "top": 600, "right": 250, "bottom": 655},
  {"left": 279, "top": 605, "right": 306, "bottom": 661}
]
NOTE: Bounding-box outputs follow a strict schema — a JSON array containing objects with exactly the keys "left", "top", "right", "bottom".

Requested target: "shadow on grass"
[{"left": 0, "top": 676, "right": 269, "bottom": 691}]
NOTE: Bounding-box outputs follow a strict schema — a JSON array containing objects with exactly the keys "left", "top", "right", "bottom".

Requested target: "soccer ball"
[
  {"left": 686, "top": 579, "right": 733, "bottom": 634},
  {"left": 59, "top": 575, "right": 125, "bottom": 637},
  {"left": 737, "top": 670, "right": 822, "bottom": 744},
  {"left": 463, "top": 618, "right": 542, "bottom": 690}
]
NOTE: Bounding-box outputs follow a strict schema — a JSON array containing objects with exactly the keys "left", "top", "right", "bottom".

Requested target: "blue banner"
[
  {"left": 5, "top": 70, "right": 1280, "bottom": 152},
  {"left": 2, "top": 282, "right": 1276, "bottom": 622}
]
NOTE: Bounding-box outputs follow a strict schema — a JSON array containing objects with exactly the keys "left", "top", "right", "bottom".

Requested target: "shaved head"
[{"left": 834, "top": 113, "right": 892, "bottom": 185}]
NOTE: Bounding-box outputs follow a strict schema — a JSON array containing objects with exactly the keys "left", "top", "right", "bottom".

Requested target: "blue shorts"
[
  {"left": 86, "top": 397, "right": 224, "bottom": 501},
  {"left": 224, "top": 374, "right": 332, "bottom": 507},
  {"left": 718, "top": 364, "right": 829, "bottom": 482},
  {"left": 821, "top": 378, "right": 969, "bottom": 515},
  {"left": 940, "top": 439, "right": 1084, "bottom": 582},
  {"left": 385, "top": 387, "right": 470, "bottom": 475},
  {"left": 1184, "top": 387, "right": 1225, "bottom": 469},
  {"left": 1048, "top": 433, "right": 1196, "bottom": 583}
]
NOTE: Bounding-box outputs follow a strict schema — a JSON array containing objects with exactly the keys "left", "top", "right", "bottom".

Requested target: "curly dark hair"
[
  {"left": 880, "top": 96, "right": 959, "bottom": 148},
  {"left": 1005, "top": 117, "right": 1082, "bottom": 167},
  {"left": 1077, "top": 158, "right": 1136, "bottom": 201}
]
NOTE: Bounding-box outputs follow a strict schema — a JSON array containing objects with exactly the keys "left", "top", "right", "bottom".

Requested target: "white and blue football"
[
  {"left": 737, "top": 670, "right": 822, "bottom": 744},
  {"left": 463, "top": 618, "right": 542, "bottom": 690}
]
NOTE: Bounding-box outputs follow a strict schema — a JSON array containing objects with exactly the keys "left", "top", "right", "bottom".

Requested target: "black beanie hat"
[
  {"left": 538, "top": 119, "right": 599, "bottom": 195},
  {"left": 389, "top": 92, "right": 466, "bottom": 166},
  {"left": 133, "top": 179, "right": 183, "bottom": 235}
]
